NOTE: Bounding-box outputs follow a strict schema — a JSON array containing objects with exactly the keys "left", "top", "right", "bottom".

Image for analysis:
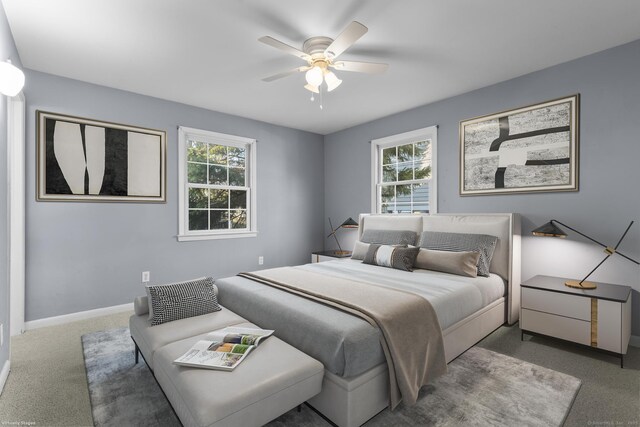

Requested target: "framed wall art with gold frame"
[
  {"left": 459, "top": 94, "right": 579, "bottom": 196},
  {"left": 37, "top": 111, "right": 166, "bottom": 202}
]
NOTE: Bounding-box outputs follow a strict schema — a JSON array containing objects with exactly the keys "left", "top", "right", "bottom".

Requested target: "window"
[
  {"left": 178, "top": 127, "right": 257, "bottom": 241},
  {"left": 371, "top": 125, "right": 437, "bottom": 214}
]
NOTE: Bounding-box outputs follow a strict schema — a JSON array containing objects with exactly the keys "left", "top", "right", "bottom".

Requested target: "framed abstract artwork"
[
  {"left": 37, "top": 111, "right": 166, "bottom": 202},
  {"left": 459, "top": 94, "right": 579, "bottom": 195}
]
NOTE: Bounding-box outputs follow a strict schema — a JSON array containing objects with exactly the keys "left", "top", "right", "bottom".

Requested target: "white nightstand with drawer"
[{"left": 520, "top": 275, "right": 632, "bottom": 367}]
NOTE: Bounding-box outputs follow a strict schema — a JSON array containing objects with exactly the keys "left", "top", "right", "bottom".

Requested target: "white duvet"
[{"left": 299, "top": 259, "right": 506, "bottom": 330}]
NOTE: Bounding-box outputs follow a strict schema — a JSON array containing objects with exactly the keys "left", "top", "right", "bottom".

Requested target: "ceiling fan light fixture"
[
  {"left": 324, "top": 70, "right": 342, "bottom": 92},
  {"left": 305, "top": 66, "right": 324, "bottom": 87},
  {"left": 304, "top": 83, "right": 319, "bottom": 94}
]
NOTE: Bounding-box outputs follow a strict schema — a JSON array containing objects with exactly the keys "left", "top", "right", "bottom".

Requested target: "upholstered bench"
[{"left": 153, "top": 321, "right": 325, "bottom": 427}]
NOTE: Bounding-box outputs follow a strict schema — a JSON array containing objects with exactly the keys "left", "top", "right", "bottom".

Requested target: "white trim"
[
  {"left": 24, "top": 303, "right": 133, "bottom": 330},
  {"left": 8, "top": 92, "right": 25, "bottom": 336},
  {"left": 0, "top": 360, "right": 9, "bottom": 396},
  {"left": 178, "top": 126, "right": 257, "bottom": 241},
  {"left": 630, "top": 335, "right": 640, "bottom": 348},
  {"left": 370, "top": 125, "right": 438, "bottom": 214}
]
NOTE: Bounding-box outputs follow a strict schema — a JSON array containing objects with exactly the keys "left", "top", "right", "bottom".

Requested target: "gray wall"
[
  {"left": 24, "top": 70, "right": 324, "bottom": 321},
  {"left": 325, "top": 39, "right": 640, "bottom": 335},
  {"left": 0, "top": 3, "right": 22, "bottom": 373}
]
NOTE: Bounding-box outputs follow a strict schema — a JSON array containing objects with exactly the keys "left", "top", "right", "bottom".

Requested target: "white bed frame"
[{"left": 308, "top": 213, "right": 521, "bottom": 427}]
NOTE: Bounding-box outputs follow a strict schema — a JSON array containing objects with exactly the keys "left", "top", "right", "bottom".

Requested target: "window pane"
[
  {"left": 210, "top": 210, "right": 229, "bottom": 230},
  {"left": 187, "top": 141, "right": 207, "bottom": 163},
  {"left": 381, "top": 185, "right": 395, "bottom": 204},
  {"left": 413, "top": 183, "right": 429, "bottom": 213},
  {"left": 395, "top": 184, "right": 412, "bottom": 199},
  {"left": 209, "top": 145, "right": 227, "bottom": 165},
  {"left": 382, "top": 147, "right": 396, "bottom": 165},
  {"left": 209, "top": 165, "right": 227, "bottom": 185},
  {"left": 230, "top": 209, "right": 247, "bottom": 229},
  {"left": 189, "top": 188, "right": 208, "bottom": 209},
  {"left": 229, "top": 167, "right": 245, "bottom": 186},
  {"left": 415, "top": 161, "right": 431, "bottom": 179},
  {"left": 381, "top": 203, "right": 392, "bottom": 214},
  {"left": 397, "top": 162, "right": 413, "bottom": 181},
  {"left": 189, "top": 210, "right": 208, "bottom": 231},
  {"left": 230, "top": 190, "right": 247, "bottom": 209},
  {"left": 187, "top": 162, "right": 207, "bottom": 184},
  {"left": 398, "top": 143, "right": 413, "bottom": 163},
  {"left": 395, "top": 204, "right": 413, "bottom": 214},
  {"left": 414, "top": 140, "right": 429, "bottom": 161},
  {"left": 228, "top": 147, "right": 246, "bottom": 168},
  {"left": 210, "top": 189, "right": 228, "bottom": 209},
  {"left": 382, "top": 165, "right": 396, "bottom": 182}
]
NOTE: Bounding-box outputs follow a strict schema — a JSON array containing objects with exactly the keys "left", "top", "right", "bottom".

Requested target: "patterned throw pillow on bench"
[{"left": 147, "top": 277, "right": 221, "bottom": 326}]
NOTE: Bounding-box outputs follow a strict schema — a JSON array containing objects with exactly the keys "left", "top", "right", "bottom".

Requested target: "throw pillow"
[
  {"left": 414, "top": 248, "right": 481, "bottom": 277},
  {"left": 351, "top": 240, "right": 370, "bottom": 260},
  {"left": 148, "top": 277, "right": 221, "bottom": 326},
  {"left": 419, "top": 231, "right": 498, "bottom": 277},
  {"left": 363, "top": 244, "right": 420, "bottom": 272},
  {"left": 360, "top": 229, "right": 418, "bottom": 246}
]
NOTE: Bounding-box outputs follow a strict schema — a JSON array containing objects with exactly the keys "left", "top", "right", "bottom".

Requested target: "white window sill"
[{"left": 177, "top": 231, "right": 258, "bottom": 242}]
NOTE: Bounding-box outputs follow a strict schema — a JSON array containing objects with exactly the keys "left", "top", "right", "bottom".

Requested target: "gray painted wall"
[
  {"left": 0, "top": 3, "right": 22, "bottom": 374},
  {"left": 23, "top": 70, "right": 324, "bottom": 321},
  {"left": 325, "top": 39, "right": 640, "bottom": 335}
]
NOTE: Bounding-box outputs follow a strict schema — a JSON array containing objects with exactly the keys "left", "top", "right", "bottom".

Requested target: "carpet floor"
[{"left": 82, "top": 327, "right": 581, "bottom": 426}]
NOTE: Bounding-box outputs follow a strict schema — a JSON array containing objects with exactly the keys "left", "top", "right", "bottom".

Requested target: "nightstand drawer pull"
[{"left": 590, "top": 298, "right": 597, "bottom": 347}]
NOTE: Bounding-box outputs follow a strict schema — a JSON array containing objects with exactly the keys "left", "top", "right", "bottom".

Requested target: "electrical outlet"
[
  {"left": 258, "top": 256, "right": 264, "bottom": 265},
  {"left": 142, "top": 271, "right": 150, "bottom": 283}
]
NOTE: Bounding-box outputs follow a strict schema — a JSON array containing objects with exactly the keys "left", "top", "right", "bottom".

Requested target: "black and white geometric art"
[
  {"left": 37, "top": 111, "right": 166, "bottom": 202},
  {"left": 459, "top": 95, "right": 579, "bottom": 195}
]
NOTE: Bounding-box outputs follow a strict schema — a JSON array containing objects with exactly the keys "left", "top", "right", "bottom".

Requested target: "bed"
[{"left": 215, "top": 213, "right": 521, "bottom": 427}]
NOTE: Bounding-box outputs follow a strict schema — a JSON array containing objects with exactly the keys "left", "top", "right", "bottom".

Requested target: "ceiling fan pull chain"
[{"left": 320, "top": 87, "right": 324, "bottom": 110}]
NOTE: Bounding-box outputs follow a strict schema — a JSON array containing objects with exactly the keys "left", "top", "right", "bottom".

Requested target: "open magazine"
[{"left": 173, "top": 326, "right": 274, "bottom": 371}]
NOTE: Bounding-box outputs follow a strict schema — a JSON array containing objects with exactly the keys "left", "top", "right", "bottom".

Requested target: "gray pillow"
[
  {"left": 351, "top": 240, "right": 370, "bottom": 260},
  {"left": 361, "top": 229, "right": 417, "bottom": 246},
  {"left": 363, "top": 244, "right": 420, "bottom": 272},
  {"left": 148, "top": 277, "right": 221, "bottom": 326},
  {"left": 414, "top": 248, "right": 480, "bottom": 277},
  {"left": 419, "top": 231, "right": 498, "bottom": 277}
]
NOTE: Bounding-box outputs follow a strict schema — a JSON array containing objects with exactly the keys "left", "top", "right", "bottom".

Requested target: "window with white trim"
[
  {"left": 178, "top": 127, "right": 257, "bottom": 241},
  {"left": 371, "top": 125, "right": 437, "bottom": 214}
]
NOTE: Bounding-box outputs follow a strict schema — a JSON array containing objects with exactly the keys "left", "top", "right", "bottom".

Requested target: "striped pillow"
[
  {"left": 148, "top": 277, "right": 221, "bottom": 326},
  {"left": 363, "top": 244, "right": 420, "bottom": 272},
  {"left": 419, "top": 231, "right": 498, "bottom": 277},
  {"left": 361, "top": 229, "right": 418, "bottom": 246}
]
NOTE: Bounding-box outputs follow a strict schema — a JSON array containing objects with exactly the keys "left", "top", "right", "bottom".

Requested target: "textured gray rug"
[{"left": 82, "top": 327, "right": 581, "bottom": 426}]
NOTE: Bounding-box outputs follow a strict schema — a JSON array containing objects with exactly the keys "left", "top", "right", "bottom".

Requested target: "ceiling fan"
[{"left": 259, "top": 21, "right": 388, "bottom": 94}]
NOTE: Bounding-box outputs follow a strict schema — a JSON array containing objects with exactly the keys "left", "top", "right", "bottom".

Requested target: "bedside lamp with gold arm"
[
  {"left": 327, "top": 217, "right": 359, "bottom": 255},
  {"left": 532, "top": 219, "right": 639, "bottom": 289}
]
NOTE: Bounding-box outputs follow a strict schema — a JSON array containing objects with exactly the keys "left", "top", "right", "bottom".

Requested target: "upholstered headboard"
[{"left": 358, "top": 213, "right": 521, "bottom": 325}]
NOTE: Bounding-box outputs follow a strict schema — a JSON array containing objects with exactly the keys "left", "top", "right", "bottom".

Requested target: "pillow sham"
[
  {"left": 360, "top": 229, "right": 418, "bottom": 246},
  {"left": 351, "top": 240, "right": 370, "bottom": 260},
  {"left": 419, "top": 231, "right": 498, "bottom": 277},
  {"left": 363, "top": 244, "right": 420, "bottom": 272},
  {"left": 147, "top": 277, "right": 221, "bottom": 326},
  {"left": 414, "top": 248, "right": 480, "bottom": 278}
]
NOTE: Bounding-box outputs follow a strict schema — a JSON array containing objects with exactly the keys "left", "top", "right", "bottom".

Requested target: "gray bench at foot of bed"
[{"left": 153, "top": 322, "right": 325, "bottom": 427}]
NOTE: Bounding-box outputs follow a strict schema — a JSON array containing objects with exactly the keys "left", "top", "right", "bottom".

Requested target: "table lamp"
[
  {"left": 532, "top": 219, "right": 639, "bottom": 289},
  {"left": 327, "top": 217, "right": 359, "bottom": 255}
]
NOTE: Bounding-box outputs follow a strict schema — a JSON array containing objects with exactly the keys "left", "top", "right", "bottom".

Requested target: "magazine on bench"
[{"left": 173, "top": 326, "right": 275, "bottom": 371}]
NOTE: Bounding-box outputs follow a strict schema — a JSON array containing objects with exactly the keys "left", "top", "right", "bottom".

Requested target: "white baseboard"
[
  {"left": 630, "top": 335, "right": 640, "bottom": 348},
  {"left": 0, "top": 360, "right": 10, "bottom": 395},
  {"left": 24, "top": 302, "right": 134, "bottom": 331}
]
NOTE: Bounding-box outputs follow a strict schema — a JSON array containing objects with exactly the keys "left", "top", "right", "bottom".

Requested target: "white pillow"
[{"left": 351, "top": 240, "right": 370, "bottom": 260}]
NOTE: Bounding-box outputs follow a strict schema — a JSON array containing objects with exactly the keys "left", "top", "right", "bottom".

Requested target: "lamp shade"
[
  {"left": 0, "top": 60, "right": 25, "bottom": 97},
  {"left": 532, "top": 221, "right": 567, "bottom": 238},
  {"left": 304, "top": 83, "right": 319, "bottom": 94},
  {"left": 324, "top": 70, "right": 342, "bottom": 92},
  {"left": 305, "top": 66, "right": 323, "bottom": 86},
  {"left": 340, "top": 217, "right": 359, "bottom": 228}
]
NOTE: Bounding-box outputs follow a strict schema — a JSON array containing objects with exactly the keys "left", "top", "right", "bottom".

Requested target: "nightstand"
[
  {"left": 311, "top": 250, "right": 352, "bottom": 263},
  {"left": 520, "top": 275, "right": 632, "bottom": 367}
]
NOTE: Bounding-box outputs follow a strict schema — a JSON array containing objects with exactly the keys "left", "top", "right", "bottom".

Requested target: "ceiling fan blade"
[
  {"left": 262, "top": 66, "right": 310, "bottom": 82},
  {"left": 258, "top": 36, "right": 310, "bottom": 61},
  {"left": 324, "top": 21, "right": 368, "bottom": 59},
  {"left": 332, "top": 61, "right": 388, "bottom": 74}
]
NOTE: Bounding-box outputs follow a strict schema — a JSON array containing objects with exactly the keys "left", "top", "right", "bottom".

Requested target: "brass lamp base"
[{"left": 565, "top": 280, "right": 597, "bottom": 289}]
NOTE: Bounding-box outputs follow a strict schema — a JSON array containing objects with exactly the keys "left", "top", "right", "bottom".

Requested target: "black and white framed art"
[
  {"left": 37, "top": 111, "right": 166, "bottom": 202},
  {"left": 459, "top": 94, "right": 579, "bottom": 195}
]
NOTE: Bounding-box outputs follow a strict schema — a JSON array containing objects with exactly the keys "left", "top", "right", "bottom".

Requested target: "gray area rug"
[{"left": 82, "top": 327, "right": 581, "bottom": 426}]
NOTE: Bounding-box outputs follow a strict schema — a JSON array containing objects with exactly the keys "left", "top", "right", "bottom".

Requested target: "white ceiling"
[{"left": 3, "top": 0, "right": 640, "bottom": 135}]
